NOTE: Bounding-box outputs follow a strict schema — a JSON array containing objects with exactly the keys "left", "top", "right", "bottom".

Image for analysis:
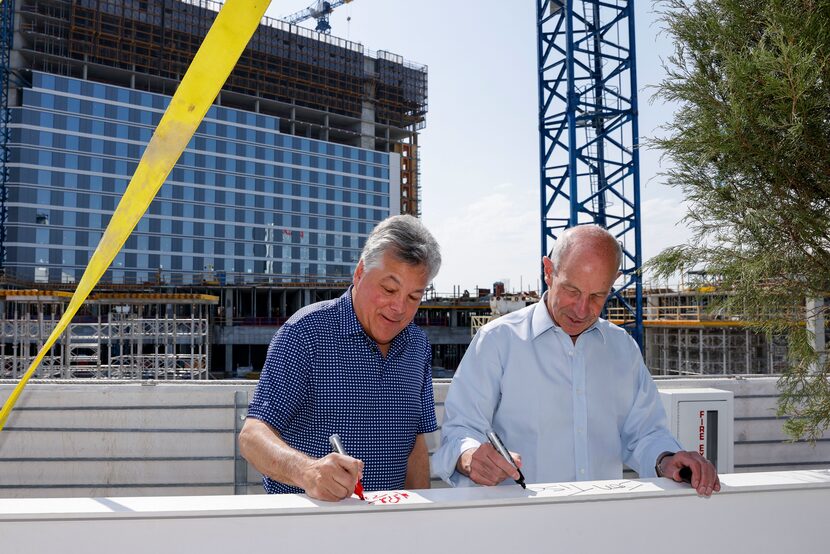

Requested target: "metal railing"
[{"left": 606, "top": 305, "right": 725, "bottom": 322}]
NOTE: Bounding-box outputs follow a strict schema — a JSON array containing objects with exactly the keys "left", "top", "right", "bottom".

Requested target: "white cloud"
[
  {"left": 424, "top": 187, "right": 696, "bottom": 293},
  {"left": 424, "top": 187, "right": 541, "bottom": 293}
]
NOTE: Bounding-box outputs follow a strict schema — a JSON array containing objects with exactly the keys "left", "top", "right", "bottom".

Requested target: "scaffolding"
[
  {"left": 15, "top": 0, "right": 426, "bottom": 132},
  {"left": 373, "top": 49, "right": 428, "bottom": 131},
  {"left": 606, "top": 288, "right": 792, "bottom": 376},
  {"left": 0, "top": 290, "right": 217, "bottom": 379},
  {"left": 644, "top": 326, "right": 789, "bottom": 376},
  {"left": 394, "top": 139, "right": 420, "bottom": 217}
]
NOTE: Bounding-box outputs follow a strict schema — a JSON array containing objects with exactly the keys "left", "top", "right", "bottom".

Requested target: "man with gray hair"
[
  {"left": 240, "top": 215, "right": 441, "bottom": 500},
  {"left": 433, "top": 224, "right": 720, "bottom": 496}
]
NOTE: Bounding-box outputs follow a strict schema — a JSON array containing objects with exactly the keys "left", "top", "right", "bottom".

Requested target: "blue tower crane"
[
  {"left": 536, "top": 0, "right": 644, "bottom": 346},
  {"left": 282, "top": 0, "right": 354, "bottom": 34}
]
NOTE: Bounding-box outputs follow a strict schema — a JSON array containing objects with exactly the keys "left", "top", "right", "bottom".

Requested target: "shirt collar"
[
  {"left": 338, "top": 287, "right": 364, "bottom": 337},
  {"left": 531, "top": 292, "right": 607, "bottom": 344},
  {"left": 337, "top": 286, "right": 412, "bottom": 347}
]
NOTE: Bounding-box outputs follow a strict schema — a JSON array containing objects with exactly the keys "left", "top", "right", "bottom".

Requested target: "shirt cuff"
[
  {"left": 642, "top": 439, "right": 683, "bottom": 478},
  {"left": 458, "top": 437, "right": 483, "bottom": 455},
  {"left": 432, "top": 436, "right": 482, "bottom": 486},
  {"left": 654, "top": 451, "right": 675, "bottom": 478}
]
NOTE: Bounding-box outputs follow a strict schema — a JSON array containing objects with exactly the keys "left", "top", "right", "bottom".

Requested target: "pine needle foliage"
[{"left": 650, "top": 0, "right": 830, "bottom": 441}]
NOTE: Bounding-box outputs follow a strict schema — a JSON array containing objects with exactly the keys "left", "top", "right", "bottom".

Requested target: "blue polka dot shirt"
[{"left": 247, "top": 287, "right": 438, "bottom": 494}]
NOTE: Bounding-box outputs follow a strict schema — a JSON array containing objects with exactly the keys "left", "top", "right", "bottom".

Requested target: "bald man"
[{"left": 433, "top": 224, "right": 720, "bottom": 496}]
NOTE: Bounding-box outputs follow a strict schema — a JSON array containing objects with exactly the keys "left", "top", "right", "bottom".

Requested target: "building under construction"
[
  {"left": 636, "top": 289, "right": 792, "bottom": 376},
  {"left": 0, "top": 289, "right": 215, "bottom": 379},
  {"left": 0, "top": 0, "right": 428, "bottom": 377}
]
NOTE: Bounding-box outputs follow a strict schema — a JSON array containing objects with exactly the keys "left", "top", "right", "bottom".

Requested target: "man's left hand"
[{"left": 658, "top": 451, "right": 720, "bottom": 497}]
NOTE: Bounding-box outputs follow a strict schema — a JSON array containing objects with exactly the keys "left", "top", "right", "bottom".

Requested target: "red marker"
[
  {"left": 353, "top": 480, "right": 365, "bottom": 501},
  {"left": 328, "top": 433, "right": 365, "bottom": 500}
]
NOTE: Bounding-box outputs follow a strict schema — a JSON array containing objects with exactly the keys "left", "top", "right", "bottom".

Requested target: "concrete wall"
[
  {"left": 0, "top": 382, "right": 247, "bottom": 497},
  {"left": 649, "top": 376, "right": 830, "bottom": 472},
  {"left": 0, "top": 376, "right": 827, "bottom": 498},
  {"left": 3, "top": 471, "right": 830, "bottom": 553}
]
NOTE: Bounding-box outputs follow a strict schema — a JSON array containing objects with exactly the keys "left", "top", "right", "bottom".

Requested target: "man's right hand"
[
  {"left": 457, "top": 444, "right": 522, "bottom": 486},
  {"left": 301, "top": 453, "right": 364, "bottom": 501}
]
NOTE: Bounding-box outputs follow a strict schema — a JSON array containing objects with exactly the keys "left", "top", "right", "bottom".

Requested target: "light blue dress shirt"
[{"left": 433, "top": 295, "right": 682, "bottom": 487}]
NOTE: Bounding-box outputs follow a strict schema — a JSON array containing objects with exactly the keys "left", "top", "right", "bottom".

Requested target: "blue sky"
[{"left": 266, "top": 1, "right": 690, "bottom": 293}]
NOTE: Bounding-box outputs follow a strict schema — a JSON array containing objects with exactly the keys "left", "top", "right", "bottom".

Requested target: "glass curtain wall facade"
[{"left": 6, "top": 71, "right": 394, "bottom": 285}]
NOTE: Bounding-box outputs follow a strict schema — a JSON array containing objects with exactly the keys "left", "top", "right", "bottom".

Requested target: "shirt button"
[
  {"left": 568, "top": 351, "right": 574, "bottom": 356},
  {"left": 580, "top": 469, "right": 585, "bottom": 475}
]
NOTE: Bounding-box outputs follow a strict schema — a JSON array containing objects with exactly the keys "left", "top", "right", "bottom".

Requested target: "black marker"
[{"left": 487, "top": 431, "right": 526, "bottom": 489}]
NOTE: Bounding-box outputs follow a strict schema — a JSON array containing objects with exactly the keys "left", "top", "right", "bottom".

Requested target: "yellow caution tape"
[{"left": 0, "top": 0, "right": 272, "bottom": 431}]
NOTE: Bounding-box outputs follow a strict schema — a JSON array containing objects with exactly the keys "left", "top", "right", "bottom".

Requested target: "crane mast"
[{"left": 536, "top": 0, "right": 644, "bottom": 346}]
